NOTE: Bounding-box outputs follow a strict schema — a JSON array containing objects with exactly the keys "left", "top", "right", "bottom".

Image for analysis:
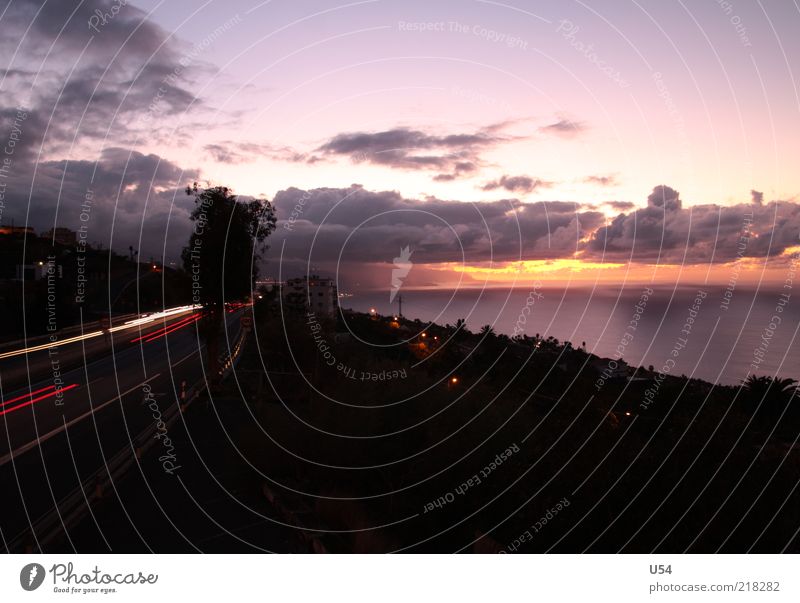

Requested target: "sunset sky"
[{"left": 1, "top": 0, "right": 798, "bottom": 288}]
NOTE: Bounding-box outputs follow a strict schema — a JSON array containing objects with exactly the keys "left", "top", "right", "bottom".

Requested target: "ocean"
[{"left": 340, "top": 284, "right": 799, "bottom": 385}]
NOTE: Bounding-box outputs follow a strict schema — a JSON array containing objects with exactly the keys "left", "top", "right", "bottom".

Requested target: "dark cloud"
[
  {"left": 270, "top": 184, "right": 800, "bottom": 281},
  {"left": 584, "top": 174, "right": 617, "bottom": 187},
  {"left": 586, "top": 185, "right": 800, "bottom": 263},
  {"left": 0, "top": 146, "right": 199, "bottom": 260},
  {"left": 7, "top": 0, "right": 166, "bottom": 56},
  {"left": 0, "top": 0, "right": 219, "bottom": 163},
  {"left": 481, "top": 175, "right": 553, "bottom": 194},
  {"left": 315, "top": 124, "right": 515, "bottom": 181},
  {"left": 268, "top": 185, "right": 604, "bottom": 285},
  {"left": 603, "top": 200, "right": 636, "bottom": 211},
  {"left": 647, "top": 184, "right": 682, "bottom": 211},
  {"left": 0, "top": 68, "right": 36, "bottom": 79},
  {"left": 539, "top": 118, "right": 586, "bottom": 137},
  {"left": 0, "top": 0, "right": 220, "bottom": 259}
]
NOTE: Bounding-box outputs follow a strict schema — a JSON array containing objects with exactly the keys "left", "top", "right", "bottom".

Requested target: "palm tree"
[
  {"left": 452, "top": 318, "right": 470, "bottom": 340},
  {"left": 742, "top": 375, "right": 797, "bottom": 399},
  {"left": 479, "top": 324, "right": 496, "bottom": 337},
  {"left": 742, "top": 375, "right": 798, "bottom": 427}
]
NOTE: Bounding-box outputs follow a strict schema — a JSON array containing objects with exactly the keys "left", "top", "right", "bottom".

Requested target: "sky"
[{"left": 1, "top": 0, "right": 799, "bottom": 289}]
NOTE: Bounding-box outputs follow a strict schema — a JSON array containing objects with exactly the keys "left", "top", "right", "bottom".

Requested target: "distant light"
[
  {"left": 451, "top": 377, "right": 458, "bottom": 384},
  {"left": 370, "top": 307, "right": 376, "bottom": 314},
  {"left": 434, "top": 336, "right": 438, "bottom": 340},
  {"left": 152, "top": 264, "right": 157, "bottom": 269},
  {"left": 421, "top": 332, "right": 427, "bottom": 338},
  {"left": 625, "top": 411, "right": 631, "bottom": 416},
  {"left": 38, "top": 261, "right": 44, "bottom": 266},
  {"left": 258, "top": 295, "right": 263, "bottom": 299}
]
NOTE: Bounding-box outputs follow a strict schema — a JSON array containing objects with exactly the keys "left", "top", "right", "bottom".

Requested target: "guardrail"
[{"left": 7, "top": 327, "right": 248, "bottom": 553}]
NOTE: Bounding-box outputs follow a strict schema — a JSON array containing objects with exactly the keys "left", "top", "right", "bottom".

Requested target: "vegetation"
[
  {"left": 223, "top": 301, "right": 800, "bottom": 552},
  {"left": 181, "top": 183, "right": 276, "bottom": 382}
]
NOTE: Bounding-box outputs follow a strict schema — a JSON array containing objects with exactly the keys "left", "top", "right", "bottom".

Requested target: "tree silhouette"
[
  {"left": 182, "top": 183, "right": 276, "bottom": 384},
  {"left": 741, "top": 375, "right": 799, "bottom": 428}
]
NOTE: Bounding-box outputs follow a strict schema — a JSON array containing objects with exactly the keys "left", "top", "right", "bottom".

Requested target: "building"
[
  {"left": 589, "top": 357, "right": 631, "bottom": 380},
  {"left": 15, "top": 260, "right": 60, "bottom": 281},
  {"left": 282, "top": 275, "right": 338, "bottom": 316},
  {"left": 42, "top": 227, "right": 77, "bottom": 246}
]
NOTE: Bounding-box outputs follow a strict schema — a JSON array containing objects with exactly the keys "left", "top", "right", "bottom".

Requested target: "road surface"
[{"left": 0, "top": 306, "right": 256, "bottom": 551}]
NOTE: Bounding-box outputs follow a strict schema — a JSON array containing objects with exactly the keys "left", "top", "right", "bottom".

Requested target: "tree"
[
  {"left": 453, "top": 318, "right": 470, "bottom": 337},
  {"left": 182, "top": 183, "right": 276, "bottom": 384},
  {"left": 741, "top": 375, "right": 799, "bottom": 429}
]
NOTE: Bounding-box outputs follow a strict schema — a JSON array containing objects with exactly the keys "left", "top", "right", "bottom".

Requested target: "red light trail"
[
  {"left": 143, "top": 314, "right": 201, "bottom": 343},
  {"left": 0, "top": 383, "right": 80, "bottom": 416},
  {"left": 130, "top": 313, "right": 199, "bottom": 343},
  {"left": 0, "top": 384, "right": 58, "bottom": 408}
]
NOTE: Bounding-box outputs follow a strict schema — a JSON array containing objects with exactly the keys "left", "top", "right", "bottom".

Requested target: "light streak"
[
  {"left": 130, "top": 313, "right": 199, "bottom": 343},
  {"left": 144, "top": 316, "right": 201, "bottom": 343},
  {"left": 0, "top": 305, "right": 202, "bottom": 360},
  {"left": 0, "top": 384, "right": 57, "bottom": 408},
  {"left": 141, "top": 314, "right": 201, "bottom": 343},
  {"left": 0, "top": 383, "right": 79, "bottom": 416}
]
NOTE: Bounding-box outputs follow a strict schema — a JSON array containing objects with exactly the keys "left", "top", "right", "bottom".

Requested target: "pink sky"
[{"left": 1, "top": 0, "right": 799, "bottom": 286}]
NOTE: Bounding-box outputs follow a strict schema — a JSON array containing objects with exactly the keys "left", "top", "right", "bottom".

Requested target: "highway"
[{"left": 0, "top": 305, "right": 249, "bottom": 551}]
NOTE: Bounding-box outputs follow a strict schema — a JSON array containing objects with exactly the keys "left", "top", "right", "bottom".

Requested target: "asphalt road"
[{"left": 0, "top": 306, "right": 246, "bottom": 551}]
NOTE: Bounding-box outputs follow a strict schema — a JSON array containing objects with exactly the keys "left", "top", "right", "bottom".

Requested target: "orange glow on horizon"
[{"left": 402, "top": 255, "right": 796, "bottom": 287}]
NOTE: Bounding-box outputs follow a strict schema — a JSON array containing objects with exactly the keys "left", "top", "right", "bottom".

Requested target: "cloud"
[
  {"left": 0, "top": 0, "right": 220, "bottom": 163},
  {"left": 0, "top": 1, "right": 219, "bottom": 259},
  {"left": 481, "top": 175, "right": 553, "bottom": 194},
  {"left": 205, "top": 144, "right": 242, "bottom": 164},
  {"left": 204, "top": 141, "right": 310, "bottom": 164},
  {"left": 581, "top": 200, "right": 636, "bottom": 212},
  {"left": 647, "top": 184, "right": 682, "bottom": 211},
  {"left": 586, "top": 185, "right": 800, "bottom": 263},
  {"left": 602, "top": 201, "right": 636, "bottom": 211},
  {"left": 584, "top": 174, "right": 618, "bottom": 187},
  {"left": 269, "top": 185, "right": 604, "bottom": 285},
  {"left": 315, "top": 123, "right": 515, "bottom": 181},
  {"left": 269, "top": 184, "right": 800, "bottom": 284},
  {"left": 539, "top": 118, "right": 586, "bottom": 137},
  {"left": 0, "top": 146, "right": 199, "bottom": 260}
]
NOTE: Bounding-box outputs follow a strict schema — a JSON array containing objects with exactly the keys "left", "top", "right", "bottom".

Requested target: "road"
[{"left": 0, "top": 305, "right": 248, "bottom": 551}]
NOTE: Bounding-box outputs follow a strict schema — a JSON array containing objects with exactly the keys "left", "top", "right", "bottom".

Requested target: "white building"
[{"left": 282, "top": 275, "right": 338, "bottom": 316}]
